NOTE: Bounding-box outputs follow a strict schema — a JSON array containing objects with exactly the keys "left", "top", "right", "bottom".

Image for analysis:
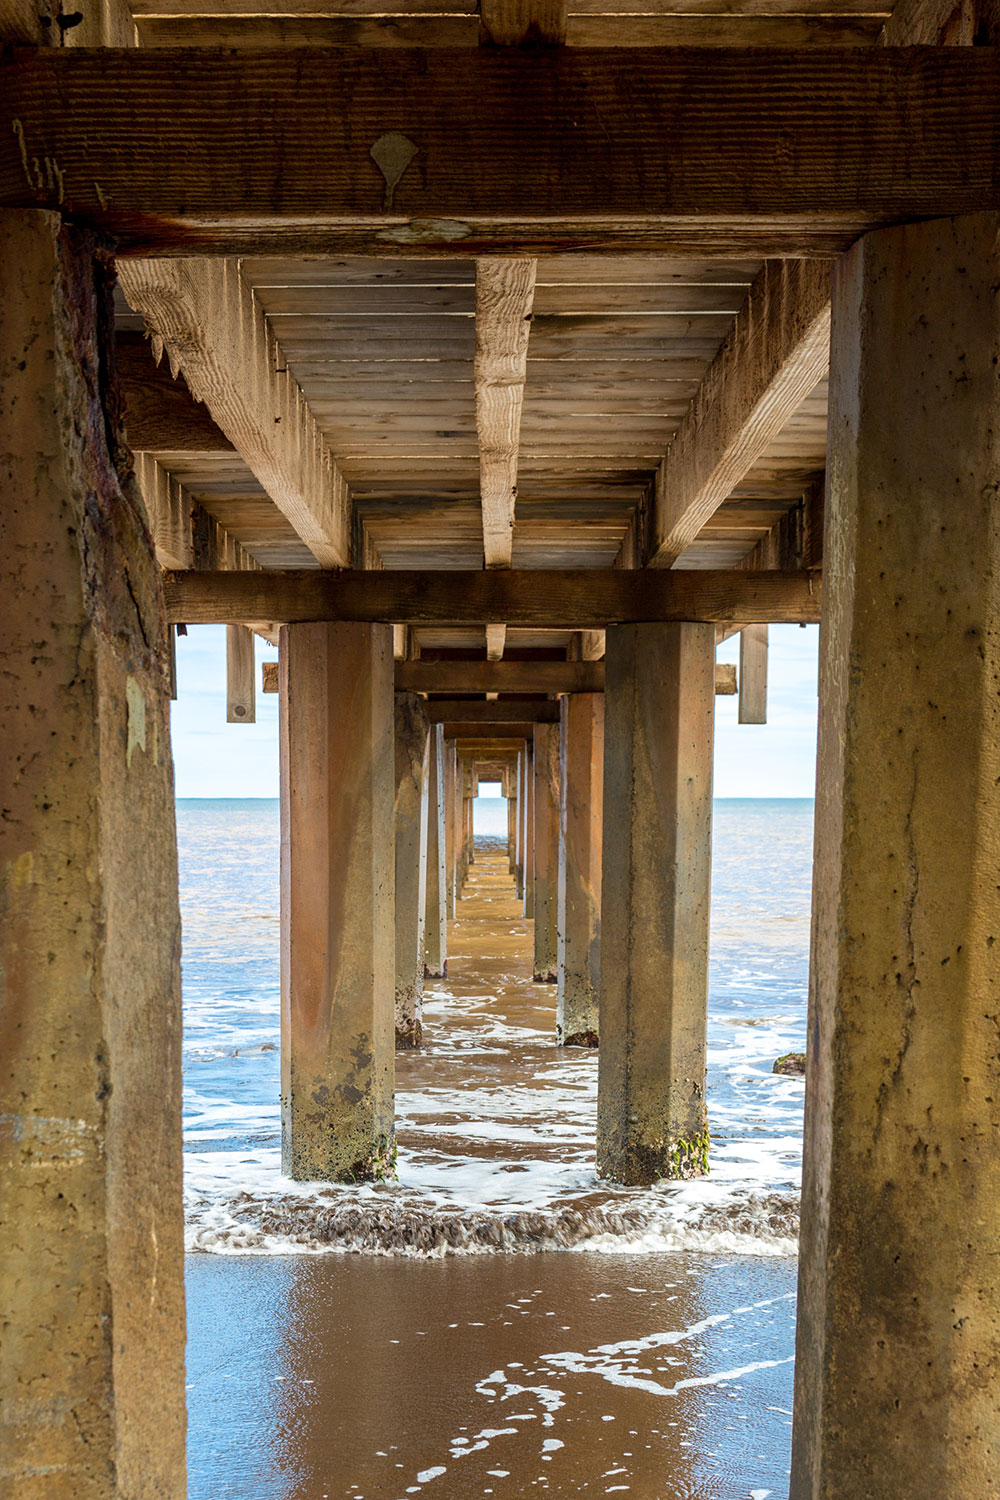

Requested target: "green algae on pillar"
[
  {"left": 280, "top": 621, "right": 395, "bottom": 1182},
  {"left": 557, "top": 693, "right": 604, "bottom": 1047},
  {"left": 597, "top": 623, "right": 715, "bottom": 1185},
  {"left": 394, "top": 691, "right": 430, "bottom": 1049},
  {"left": 0, "top": 212, "right": 186, "bottom": 1499},
  {"left": 532, "top": 723, "right": 561, "bottom": 981},
  {"left": 424, "top": 724, "right": 448, "bottom": 978},
  {"left": 791, "top": 214, "right": 1000, "bottom": 1500}
]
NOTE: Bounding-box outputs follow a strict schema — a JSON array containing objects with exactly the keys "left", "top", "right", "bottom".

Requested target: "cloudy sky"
[{"left": 170, "top": 623, "right": 820, "bottom": 800}]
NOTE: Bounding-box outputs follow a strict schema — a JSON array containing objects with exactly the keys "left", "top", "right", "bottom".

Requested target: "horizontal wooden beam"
[
  {"left": 429, "top": 699, "right": 560, "bottom": 724},
  {"left": 397, "top": 660, "right": 604, "bottom": 694},
  {"left": 165, "top": 568, "right": 822, "bottom": 627},
  {"left": 3, "top": 49, "right": 999, "bottom": 256},
  {"left": 451, "top": 731, "right": 534, "bottom": 747},
  {"left": 262, "top": 657, "right": 738, "bottom": 695}
]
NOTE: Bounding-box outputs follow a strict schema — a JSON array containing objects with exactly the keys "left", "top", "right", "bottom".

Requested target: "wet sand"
[{"left": 185, "top": 847, "right": 797, "bottom": 1498}]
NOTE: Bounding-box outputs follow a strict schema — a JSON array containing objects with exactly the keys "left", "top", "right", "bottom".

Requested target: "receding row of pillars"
[
  {"left": 5, "top": 208, "right": 1000, "bottom": 1497},
  {"left": 276, "top": 614, "right": 714, "bottom": 1192}
]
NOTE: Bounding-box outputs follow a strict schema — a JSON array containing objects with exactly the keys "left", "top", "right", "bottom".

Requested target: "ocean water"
[{"left": 178, "top": 798, "right": 812, "bottom": 1257}]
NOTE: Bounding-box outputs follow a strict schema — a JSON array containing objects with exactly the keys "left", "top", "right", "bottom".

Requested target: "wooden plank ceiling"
[{"left": 113, "top": 0, "right": 858, "bottom": 656}]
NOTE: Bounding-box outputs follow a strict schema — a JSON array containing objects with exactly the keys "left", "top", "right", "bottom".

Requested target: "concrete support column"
[
  {"left": 423, "top": 724, "right": 448, "bottom": 978},
  {"left": 280, "top": 621, "right": 395, "bottom": 1181},
  {"left": 394, "top": 691, "right": 429, "bottom": 1049},
  {"left": 557, "top": 692, "right": 604, "bottom": 1047},
  {"left": 532, "top": 723, "right": 560, "bottom": 981},
  {"left": 444, "top": 740, "right": 457, "bottom": 918},
  {"left": 0, "top": 212, "right": 186, "bottom": 1497},
  {"left": 522, "top": 738, "right": 535, "bottom": 918},
  {"left": 791, "top": 214, "right": 1000, "bottom": 1500},
  {"left": 596, "top": 622, "right": 715, "bottom": 1185}
]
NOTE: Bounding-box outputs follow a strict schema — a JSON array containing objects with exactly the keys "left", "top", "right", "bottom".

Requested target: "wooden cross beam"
[
  {"left": 427, "top": 699, "right": 560, "bottom": 724},
  {"left": 166, "top": 568, "right": 821, "bottom": 627},
  {"left": 3, "top": 50, "right": 999, "bottom": 256},
  {"left": 261, "top": 658, "right": 738, "bottom": 694}
]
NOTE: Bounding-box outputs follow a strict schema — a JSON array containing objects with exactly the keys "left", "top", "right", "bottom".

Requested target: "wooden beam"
[
  {"left": 476, "top": 258, "right": 537, "bottom": 569},
  {"left": 135, "top": 453, "right": 260, "bottom": 574},
  {"left": 396, "top": 660, "right": 604, "bottom": 694},
  {"left": 648, "top": 259, "right": 831, "bottom": 568},
  {"left": 263, "top": 658, "right": 737, "bottom": 696},
  {"left": 118, "top": 332, "right": 233, "bottom": 453},
  {"left": 165, "top": 568, "right": 822, "bottom": 628},
  {"left": 4, "top": 50, "right": 1000, "bottom": 257},
  {"left": 738, "top": 624, "right": 768, "bottom": 723},
  {"left": 226, "top": 624, "right": 256, "bottom": 723},
  {"left": 480, "top": 0, "right": 567, "bottom": 45},
  {"left": 452, "top": 730, "right": 536, "bottom": 746},
  {"left": 118, "top": 259, "right": 353, "bottom": 567},
  {"left": 485, "top": 623, "right": 508, "bottom": 660},
  {"left": 427, "top": 699, "right": 560, "bottom": 724}
]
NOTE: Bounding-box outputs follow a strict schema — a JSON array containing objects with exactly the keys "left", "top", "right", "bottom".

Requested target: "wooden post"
[
  {"left": 738, "top": 623, "right": 768, "bottom": 723},
  {"left": 0, "top": 212, "right": 185, "bottom": 1497},
  {"left": 514, "top": 746, "right": 525, "bottom": 898},
  {"left": 557, "top": 693, "right": 604, "bottom": 1047},
  {"left": 226, "top": 622, "right": 256, "bottom": 722},
  {"left": 394, "top": 691, "right": 430, "bottom": 1049},
  {"left": 522, "top": 737, "right": 535, "bottom": 918},
  {"left": 444, "top": 740, "right": 457, "bottom": 919},
  {"left": 507, "top": 775, "right": 518, "bottom": 874},
  {"left": 597, "top": 622, "right": 715, "bottom": 1185},
  {"left": 279, "top": 621, "right": 395, "bottom": 1181},
  {"left": 424, "top": 724, "right": 448, "bottom": 978},
  {"left": 791, "top": 214, "right": 1000, "bottom": 1500},
  {"left": 532, "top": 722, "right": 560, "bottom": 981}
]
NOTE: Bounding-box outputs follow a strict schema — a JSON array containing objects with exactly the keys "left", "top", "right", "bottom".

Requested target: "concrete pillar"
[
  {"left": 423, "top": 724, "right": 448, "bottom": 978},
  {"left": 394, "top": 691, "right": 429, "bottom": 1049},
  {"left": 596, "top": 622, "right": 715, "bottom": 1185},
  {"left": 522, "top": 738, "right": 535, "bottom": 918},
  {"left": 444, "top": 740, "right": 457, "bottom": 918},
  {"left": 0, "top": 213, "right": 186, "bottom": 1498},
  {"left": 557, "top": 693, "right": 604, "bottom": 1047},
  {"left": 280, "top": 621, "right": 395, "bottom": 1182},
  {"left": 791, "top": 214, "right": 1000, "bottom": 1500},
  {"left": 532, "top": 723, "right": 560, "bottom": 981}
]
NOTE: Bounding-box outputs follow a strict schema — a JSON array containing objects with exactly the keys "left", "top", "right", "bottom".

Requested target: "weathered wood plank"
[
  {"left": 477, "top": 258, "right": 537, "bottom": 569},
  {"left": 397, "top": 660, "right": 605, "bottom": 692},
  {"left": 163, "top": 567, "right": 823, "bottom": 626},
  {"left": 738, "top": 623, "right": 768, "bottom": 722},
  {"left": 118, "top": 259, "right": 353, "bottom": 567},
  {"left": 427, "top": 699, "right": 561, "bottom": 723},
  {"left": 649, "top": 259, "right": 831, "bottom": 568},
  {"left": 446, "top": 720, "right": 541, "bottom": 739},
  {"left": 481, "top": 0, "right": 567, "bottom": 42},
  {"left": 118, "top": 332, "right": 234, "bottom": 453},
  {"left": 3, "top": 50, "right": 1000, "bottom": 257},
  {"left": 226, "top": 624, "right": 257, "bottom": 723},
  {"left": 485, "top": 622, "right": 508, "bottom": 658}
]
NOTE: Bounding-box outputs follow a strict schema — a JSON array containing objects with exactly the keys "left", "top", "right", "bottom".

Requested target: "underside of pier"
[{"left": 2, "top": 0, "right": 999, "bottom": 1493}]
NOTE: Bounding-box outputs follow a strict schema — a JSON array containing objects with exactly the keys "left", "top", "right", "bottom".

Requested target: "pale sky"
[{"left": 170, "top": 624, "right": 820, "bottom": 799}]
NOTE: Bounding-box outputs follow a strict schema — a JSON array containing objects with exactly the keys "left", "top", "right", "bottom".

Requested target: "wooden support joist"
[
  {"left": 262, "top": 658, "right": 737, "bottom": 695},
  {"left": 3, "top": 50, "right": 1000, "bottom": 257},
  {"left": 427, "top": 699, "right": 560, "bottom": 724},
  {"left": 118, "top": 259, "right": 353, "bottom": 567},
  {"left": 135, "top": 453, "right": 260, "bottom": 573},
  {"left": 476, "top": 258, "right": 537, "bottom": 569},
  {"left": 452, "top": 731, "right": 534, "bottom": 748},
  {"left": 166, "top": 567, "right": 822, "bottom": 628},
  {"left": 397, "top": 660, "right": 604, "bottom": 694},
  {"left": 480, "top": 0, "right": 566, "bottom": 45},
  {"left": 118, "top": 331, "right": 233, "bottom": 453},
  {"left": 648, "top": 259, "right": 831, "bottom": 568}
]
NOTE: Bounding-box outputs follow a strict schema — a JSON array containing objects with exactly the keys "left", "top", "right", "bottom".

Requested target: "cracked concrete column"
[
  {"left": 532, "top": 723, "right": 560, "bottom": 981},
  {"left": 423, "top": 724, "right": 448, "bottom": 979},
  {"left": 0, "top": 212, "right": 186, "bottom": 1498},
  {"left": 791, "top": 214, "right": 1000, "bottom": 1500},
  {"left": 557, "top": 692, "right": 604, "bottom": 1047},
  {"left": 597, "top": 622, "right": 715, "bottom": 1185},
  {"left": 394, "top": 691, "right": 429, "bottom": 1049},
  {"left": 280, "top": 621, "right": 395, "bottom": 1181}
]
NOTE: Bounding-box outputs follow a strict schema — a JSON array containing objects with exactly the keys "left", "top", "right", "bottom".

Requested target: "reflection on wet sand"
[{"left": 186, "top": 841, "right": 798, "bottom": 1499}]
